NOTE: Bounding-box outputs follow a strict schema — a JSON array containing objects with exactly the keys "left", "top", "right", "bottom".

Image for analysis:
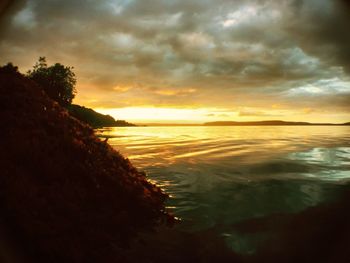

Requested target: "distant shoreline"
[
  {"left": 109, "top": 124, "right": 350, "bottom": 129},
  {"left": 203, "top": 120, "right": 350, "bottom": 126},
  {"left": 108, "top": 121, "right": 350, "bottom": 127}
]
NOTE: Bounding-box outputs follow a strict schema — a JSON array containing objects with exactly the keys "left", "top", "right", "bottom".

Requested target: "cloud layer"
[{"left": 1, "top": 0, "right": 349, "bottom": 122}]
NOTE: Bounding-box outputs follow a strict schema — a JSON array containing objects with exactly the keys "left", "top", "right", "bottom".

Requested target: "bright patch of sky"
[
  {"left": 12, "top": 5, "right": 37, "bottom": 29},
  {"left": 287, "top": 78, "right": 350, "bottom": 96}
]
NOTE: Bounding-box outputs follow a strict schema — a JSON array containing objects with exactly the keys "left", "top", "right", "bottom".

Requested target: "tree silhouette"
[
  {"left": 27, "top": 57, "right": 76, "bottom": 106},
  {"left": 0, "top": 62, "right": 19, "bottom": 74}
]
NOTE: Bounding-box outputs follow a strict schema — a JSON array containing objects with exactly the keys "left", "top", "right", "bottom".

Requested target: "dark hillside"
[{"left": 0, "top": 68, "right": 169, "bottom": 262}]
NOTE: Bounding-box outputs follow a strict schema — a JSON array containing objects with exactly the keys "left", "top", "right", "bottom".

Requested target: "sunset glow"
[
  {"left": 1, "top": 0, "right": 350, "bottom": 124},
  {"left": 95, "top": 107, "right": 220, "bottom": 124},
  {"left": 94, "top": 106, "right": 349, "bottom": 124}
]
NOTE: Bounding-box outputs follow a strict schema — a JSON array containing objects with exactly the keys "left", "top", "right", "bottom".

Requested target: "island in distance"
[
  {"left": 141, "top": 120, "right": 350, "bottom": 127},
  {"left": 204, "top": 120, "right": 350, "bottom": 126}
]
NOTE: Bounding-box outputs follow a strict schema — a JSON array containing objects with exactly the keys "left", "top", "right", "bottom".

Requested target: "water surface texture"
[{"left": 98, "top": 126, "right": 350, "bottom": 253}]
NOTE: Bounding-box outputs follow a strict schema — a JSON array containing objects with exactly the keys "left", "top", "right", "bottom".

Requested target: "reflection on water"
[{"left": 97, "top": 126, "right": 350, "bottom": 253}]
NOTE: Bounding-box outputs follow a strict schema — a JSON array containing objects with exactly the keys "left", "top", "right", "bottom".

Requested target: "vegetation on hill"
[
  {"left": 0, "top": 65, "right": 170, "bottom": 262},
  {"left": 67, "top": 104, "right": 135, "bottom": 128},
  {"left": 25, "top": 58, "right": 135, "bottom": 127},
  {"left": 27, "top": 57, "right": 76, "bottom": 106}
]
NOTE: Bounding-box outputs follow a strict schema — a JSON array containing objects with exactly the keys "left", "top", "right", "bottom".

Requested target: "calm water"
[{"left": 97, "top": 126, "right": 350, "bottom": 253}]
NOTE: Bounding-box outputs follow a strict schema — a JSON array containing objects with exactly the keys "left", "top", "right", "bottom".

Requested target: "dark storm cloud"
[
  {"left": 0, "top": 0, "right": 349, "bottom": 116},
  {"left": 282, "top": 0, "right": 350, "bottom": 77}
]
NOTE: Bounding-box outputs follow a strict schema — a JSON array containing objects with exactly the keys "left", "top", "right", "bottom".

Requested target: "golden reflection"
[{"left": 98, "top": 126, "right": 350, "bottom": 174}]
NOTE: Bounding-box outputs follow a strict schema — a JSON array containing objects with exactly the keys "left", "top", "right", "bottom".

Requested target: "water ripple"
[{"left": 97, "top": 126, "right": 350, "bottom": 253}]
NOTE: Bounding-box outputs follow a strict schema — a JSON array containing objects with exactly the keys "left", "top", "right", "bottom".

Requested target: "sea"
[{"left": 97, "top": 126, "right": 350, "bottom": 254}]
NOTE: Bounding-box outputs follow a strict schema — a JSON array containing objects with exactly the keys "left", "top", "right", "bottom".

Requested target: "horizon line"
[{"left": 133, "top": 120, "right": 350, "bottom": 126}]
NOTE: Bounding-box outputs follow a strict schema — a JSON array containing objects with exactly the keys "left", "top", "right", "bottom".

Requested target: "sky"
[{"left": 1, "top": 0, "right": 350, "bottom": 124}]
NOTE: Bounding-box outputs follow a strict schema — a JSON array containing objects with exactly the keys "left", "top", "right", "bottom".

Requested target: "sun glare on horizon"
[
  {"left": 93, "top": 106, "right": 350, "bottom": 124},
  {"left": 94, "top": 107, "right": 229, "bottom": 124},
  {"left": 1, "top": 0, "right": 350, "bottom": 124}
]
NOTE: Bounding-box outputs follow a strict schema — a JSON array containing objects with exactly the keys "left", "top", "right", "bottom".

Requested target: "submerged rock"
[{"left": 0, "top": 68, "right": 170, "bottom": 262}]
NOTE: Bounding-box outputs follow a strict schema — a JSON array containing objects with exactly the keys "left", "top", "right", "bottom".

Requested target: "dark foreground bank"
[{"left": 0, "top": 67, "right": 171, "bottom": 262}]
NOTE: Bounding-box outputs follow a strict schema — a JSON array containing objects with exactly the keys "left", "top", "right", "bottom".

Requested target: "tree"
[
  {"left": 27, "top": 57, "right": 77, "bottom": 106},
  {"left": 0, "top": 63, "right": 19, "bottom": 74}
]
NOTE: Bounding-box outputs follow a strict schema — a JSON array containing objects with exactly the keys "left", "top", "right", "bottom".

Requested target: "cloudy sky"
[{"left": 1, "top": 0, "right": 350, "bottom": 123}]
